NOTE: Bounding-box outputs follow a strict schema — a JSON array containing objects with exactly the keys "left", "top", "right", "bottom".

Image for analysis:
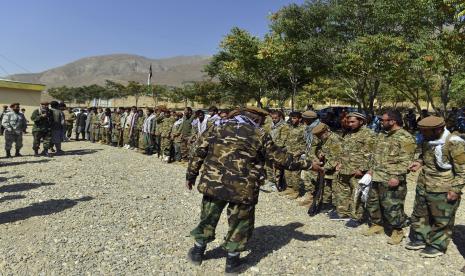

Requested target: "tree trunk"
[{"left": 440, "top": 74, "right": 452, "bottom": 117}]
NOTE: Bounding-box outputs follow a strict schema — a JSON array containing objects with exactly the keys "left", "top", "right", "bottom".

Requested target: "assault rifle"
[{"left": 308, "top": 156, "right": 325, "bottom": 217}]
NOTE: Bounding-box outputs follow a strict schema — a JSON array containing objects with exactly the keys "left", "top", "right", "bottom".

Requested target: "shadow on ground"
[
  {"left": 61, "top": 149, "right": 102, "bottom": 156},
  {"left": 0, "top": 159, "right": 51, "bottom": 167},
  {"left": 453, "top": 225, "right": 465, "bottom": 259},
  {"left": 0, "top": 182, "right": 54, "bottom": 193},
  {"left": 0, "top": 194, "right": 26, "bottom": 203},
  {"left": 0, "top": 175, "right": 24, "bottom": 183},
  {"left": 0, "top": 196, "right": 93, "bottom": 224},
  {"left": 204, "top": 222, "right": 336, "bottom": 273}
]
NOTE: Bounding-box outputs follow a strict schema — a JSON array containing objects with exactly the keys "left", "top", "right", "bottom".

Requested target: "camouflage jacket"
[
  {"left": 269, "top": 120, "right": 290, "bottom": 148},
  {"left": 186, "top": 120, "right": 310, "bottom": 205},
  {"left": 315, "top": 132, "right": 343, "bottom": 180},
  {"left": 172, "top": 115, "right": 194, "bottom": 142},
  {"left": 31, "top": 108, "right": 53, "bottom": 132},
  {"left": 262, "top": 116, "right": 273, "bottom": 134},
  {"left": 135, "top": 116, "right": 145, "bottom": 132},
  {"left": 159, "top": 116, "right": 176, "bottom": 138},
  {"left": 286, "top": 124, "right": 307, "bottom": 156},
  {"left": 371, "top": 128, "right": 416, "bottom": 182},
  {"left": 339, "top": 126, "right": 375, "bottom": 176},
  {"left": 417, "top": 132, "right": 465, "bottom": 193},
  {"left": 91, "top": 112, "right": 102, "bottom": 128},
  {"left": 154, "top": 113, "right": 165, "bottom": 136},
  {"left": 63, "top": 110, "right": 76, "bottom": 124},
  {"left": 111, "top": 113, "right": 121, "bottom": 132}
]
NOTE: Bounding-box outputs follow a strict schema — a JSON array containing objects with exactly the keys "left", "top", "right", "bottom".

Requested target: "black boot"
[
  {"left": 225, "top": 253, "right": 241, "bottom": 274},
  {"left": 187, "top": 244, "right": 206, "bottom": 265},
  {"left": 5, "top": 150, "right": 12, "bottom": 158},
  {"left": 14, "top": 149, "right": 22, "bottom": 157},
  {"left": 41, "top": 149, "right": 51, "bottom": 158}
]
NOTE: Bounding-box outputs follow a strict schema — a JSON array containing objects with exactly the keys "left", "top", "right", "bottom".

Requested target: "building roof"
[{"left": 0, "top": 79, "right": 46, "bottom": 92}]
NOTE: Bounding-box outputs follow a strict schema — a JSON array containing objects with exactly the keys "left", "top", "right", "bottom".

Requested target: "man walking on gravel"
[
  {"left": 365, "top": 110, "right": 416, "bottom": 244},
  {"left": 185, "top": 106, "right": 314, "bottom": 274},
  {"left": 1, "top": 103, "right": 27, "bottom": 158},
  {"left": 406, "top": 116, "right": 465, "bottom": 258}
]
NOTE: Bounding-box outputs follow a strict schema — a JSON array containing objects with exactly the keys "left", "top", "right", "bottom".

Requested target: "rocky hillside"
[{"left": 9, "top": 54, "right": 210, "bottom": 87}]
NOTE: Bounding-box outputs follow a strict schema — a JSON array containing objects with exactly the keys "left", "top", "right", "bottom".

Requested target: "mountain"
[{"left": 8, "top": 54, "right": 211, "bottom": 88}]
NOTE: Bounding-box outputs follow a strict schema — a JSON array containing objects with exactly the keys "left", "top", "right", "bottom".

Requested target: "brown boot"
[
  {"left": 281, "top": 188, "right": 295, "bottom": 195},
  {"left": 363, "top": 224, "right": 384, "bottom": 236},
  {"left": 286, "top": 190, "right": 300, "bottom": 199},
  {"left": 298, "top": 195, "right": 313, "bottom": 206},
  {"left": 388, "top": 229, "right": 404, "bottom": 245}
]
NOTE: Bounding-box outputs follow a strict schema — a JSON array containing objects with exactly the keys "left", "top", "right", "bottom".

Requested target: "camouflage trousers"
[
  {"left": 111, "top": 129, "right": 121, "bottom": 145},
  {"left": 101, "top": 128, "right": 111, "bottom": 144},
  {"left": 180, "top": 139, "right": 190, "bottom": 160},
  {"left": 191, "top": 195, "right": 255, "bottom": 253},
  {"left": 65, "top": 123, "right": 73, "bottom": 138},
  {"left": 335, "top": 174, "right": 364, "bottom": 219},
  {"left": 366, "top": 181, "right": 408, "bottom": 229},
  {"left": 173, "top": 142, "right": 182, "bottom": 161},
  {"left": 123, "top": 129, "right": 130, "bottom": 145},
  {"left": 160, "top": 137, "right": 172, "bottom": 157},
  {"left": 32, "top": 130, "right": 50, "bottom": 150},
  {"left": 410, "top": 186, "right": 461, "bottom": 252},
  {"left": 90, "top": 127, "right": 101, "bottom": 142},
  {"left": 303, "top": 170, "right": 333, "bottom": 204},
  {"left": 285, "top": 170, "right": 302, "bottom": 193},
  {"left": 4, "top": 131, "right": 23, "bottom": 151}
]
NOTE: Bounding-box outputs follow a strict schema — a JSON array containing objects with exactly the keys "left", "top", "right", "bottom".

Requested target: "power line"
[
  {"left": 0, "top": 63, "right": 10, "bottom": 77},
  {"left": 0, "top": 53, "right": 32, "bottom": 73}
]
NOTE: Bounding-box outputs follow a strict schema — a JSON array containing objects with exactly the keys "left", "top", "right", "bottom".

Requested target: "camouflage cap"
[
  {"left": 311, "top": 123, "right": 329, "bottom": 135},
  {"left": 418, "top": 116, "right": 445, "bottom": 129},
  {"left": 302, "top": 110, "right": 318, "bottom": 119},
  {"left": 347, "top": 112, "right": 366, "bottom": 121}
]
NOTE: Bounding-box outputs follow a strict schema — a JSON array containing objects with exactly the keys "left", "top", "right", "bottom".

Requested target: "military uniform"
[
  {"left": 284, "top": 123, "right": 307, "bottom": 194},
  {"left": 90, "top": 111, "right": 102, "bottom": 142},
  {"left": 111, "top": 112, "right": 121, "bottom": 145},
  {"left": 63, "top": 109, "right": 76, "bottom": 139},
  {"left": 187, "top": 112, "right": 310, "bottom": 255},
  {"left": 135, "top": 115, "right": 145, "bottom": 149},
  {"left": 173, "top": 115, "right": 194, "bottom": 161},
  {"left": 153, "top": 112, "right": 165, "bottom": 156},
  {"left": 337, "top": 125, "right": 375, "bottom": 219},
  {"left": 409, "top": 117, "right": 465, "bottom": 254},
  {"left": 31, "top": 107, "right": 53, "bottom": 153},
  {"left": 313, "top": 124, "right": 343, "bottom": 208},
  {"left": 367, "top": 128, "right": 416, "bottom": 229},
  {"left": 1, "top": 109, "right": 27, "bottom": 155},
  {"left": 159, "top": 115, "right": 176, "bottom": 160},
  {"left": 267, "top": 120, "right": 290, "bottom": 184}
]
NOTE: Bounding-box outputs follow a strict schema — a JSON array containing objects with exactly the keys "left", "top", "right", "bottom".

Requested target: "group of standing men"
[
  {"left": 73, "top": 105, "right": 225, "bottom": 163},
  {"left": 185, "top": 106, "right": 465, "bottom": 273}
]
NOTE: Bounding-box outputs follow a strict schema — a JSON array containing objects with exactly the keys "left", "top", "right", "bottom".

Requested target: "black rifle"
[
  {"left": 308, "top": 157, "right": 325, "bottom": 216},
  {"left": 275, "top": 165, "right": 287, "bottom": 192}
]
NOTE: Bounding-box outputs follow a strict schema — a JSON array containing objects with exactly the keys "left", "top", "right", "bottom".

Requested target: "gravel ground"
[{"left": 0, "top": 134, "right": 464, "bottom": 275}]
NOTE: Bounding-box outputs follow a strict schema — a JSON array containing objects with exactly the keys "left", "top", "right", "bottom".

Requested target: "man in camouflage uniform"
[
  {"left": 110, "top": 108, "right": 122, "bottom": 146},
  {"left": 299, "top": 110, "right": 322, "bottom": 206},
  {"left": 365, "top": 110, "right": 416, "bottom": 244},
  {"left": 135, "top": 109, "right": 145, "bottom": 150},
  {"left": 31, "top": 102, "right": 53, "bottom": 157},
  {"left": 185, "top": 106, "right": 314, "bottom": 273},
  {"left": 311, "top": 123, "right": 343, "bottom": 211},
  {"left": 63, "top": 107, "right": 76, "bottom": 140},
  {"left": 282, "top": 112, "right": 307, "bottom": 199},
  {"left": 159, "top": 110, "right": 176, "bottom": 162},
  {"left": 171, "top": 112, "right": 184, "bottom": 162},
  {"left": 172, "top": 107, "right": 193, "bottom": 162},
  {"left": 100, "top": 108, "right": 112, "bottom": 145},
  {"left": 265, "top": 110, "right": 290, "bottom": 190},
  {"left": 336, "top": 112, "right": 375, "bottom": 223},
  {"left": 153, "top": 107, "right": 166, "bottom": 157},
  {"left": 1, "top": 103, "right": 27, "bottom": 157},
  {"left": 406, "top": 116, "right": 465, "bottom": 258},
  {"left": 90, "top": 108, "right": 102, "bottom": 143}
]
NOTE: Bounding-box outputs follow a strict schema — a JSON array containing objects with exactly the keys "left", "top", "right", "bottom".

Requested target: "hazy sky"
[{"left": 0, "top": 0, "right": 304, "bottom": 75}]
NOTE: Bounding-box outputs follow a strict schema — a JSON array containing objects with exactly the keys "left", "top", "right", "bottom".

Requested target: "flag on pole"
[{"left": 147, "top": 64, "right": 152, "bottom": 85}]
